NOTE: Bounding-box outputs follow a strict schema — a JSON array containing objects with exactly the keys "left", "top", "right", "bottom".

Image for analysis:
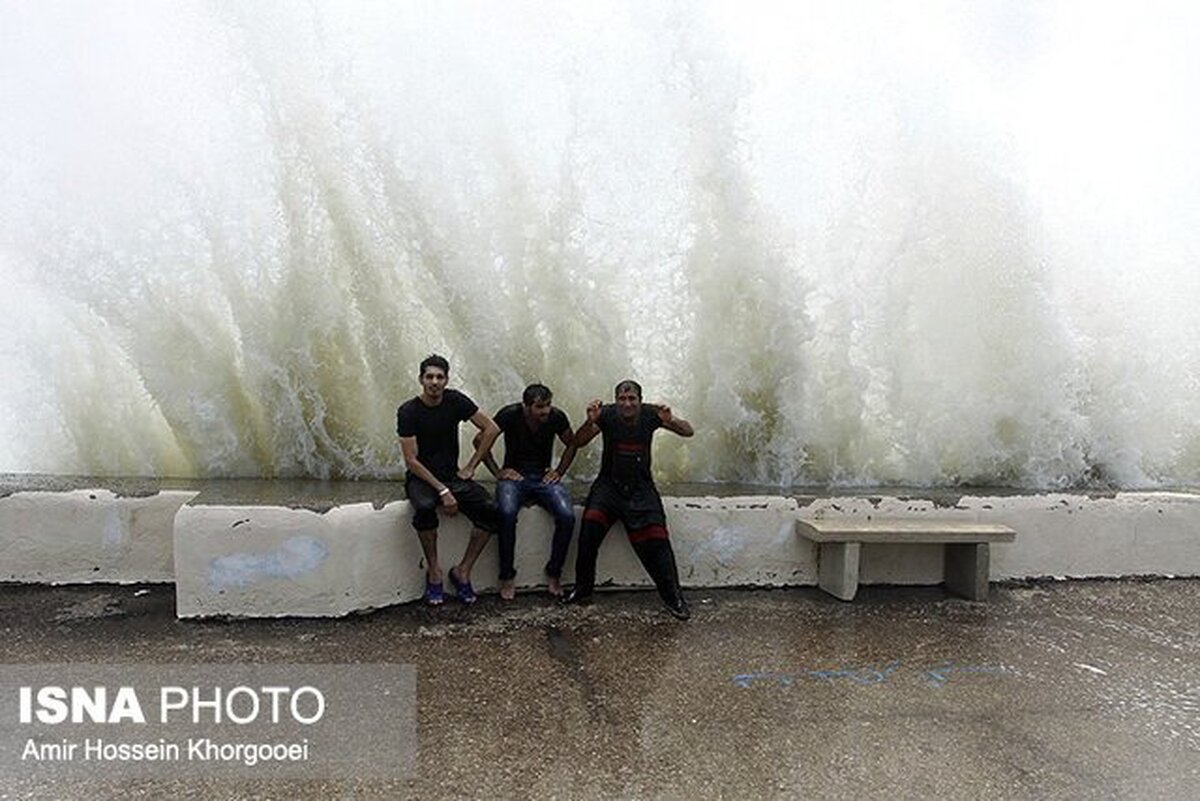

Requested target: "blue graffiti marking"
[
  {"left": 922, "top": 662, "right": 1014, "bottom": 688},
  {"left": 732, "top": 672, "right": 796, "bottom": 689},
  {"left": 733, "top": 660, "right": 1012, "bottom": 690},
  {"left": 808, "top": 661, "right": 901, "bottom": 685},
  {"left": 208, "top": 536, "right": 330, "bottom": 589}
]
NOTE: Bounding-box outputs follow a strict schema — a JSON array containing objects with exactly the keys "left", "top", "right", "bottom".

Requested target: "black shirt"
[
  {"left": 396, "top": 389, "right": 479, "bottom": 481},
  {"left": 494, "top": 403, "right": 571, "bottom": 474},
  {"left": 597, "top": 404, "right": 662, "bottom": 488}
]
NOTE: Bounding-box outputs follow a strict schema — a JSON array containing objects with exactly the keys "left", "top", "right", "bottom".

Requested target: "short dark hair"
[
  {"left": 522, "top": 383, "right": 553, "bottom": 406},
  {"left": 419, "top": 354, "right": 450, "bottom": 377},
  {"left": 614, "top": 379, "right": 642, "bottom": 399}
]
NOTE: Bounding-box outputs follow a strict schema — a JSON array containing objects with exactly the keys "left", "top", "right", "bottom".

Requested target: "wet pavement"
[
  {"left": 0, "top": 579, "right": 1197, "bottom": 799},
  {"left": 2, "top": 472, "right": 1149, "bottom": 511}
]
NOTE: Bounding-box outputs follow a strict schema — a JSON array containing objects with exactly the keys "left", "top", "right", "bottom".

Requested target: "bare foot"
[
  {"left": 546, "top": 576, "right": 563, "bottom": 597},
  {"left": 499, "top": 580, "right": 516, "bottom": 601}
]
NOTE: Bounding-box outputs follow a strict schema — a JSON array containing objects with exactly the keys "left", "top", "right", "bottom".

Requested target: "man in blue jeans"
[{"left": 480, "top": 384, "right": 578, "bottom": 600}]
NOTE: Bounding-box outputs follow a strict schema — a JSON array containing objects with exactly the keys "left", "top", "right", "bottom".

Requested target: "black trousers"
[
  {"left": 572, "top": 479, "right": 683, "bottom": 605},
  {"left": 406, "top": 475, "right": 498, "bottom": 533}
]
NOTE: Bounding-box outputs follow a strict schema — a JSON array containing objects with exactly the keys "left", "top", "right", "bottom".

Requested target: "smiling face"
[
  {"left": 615, "top": 386, "right": 641, "bottom": 422},
  {"left": 419, "top": 365, "right": 448, "bottom": 403}
]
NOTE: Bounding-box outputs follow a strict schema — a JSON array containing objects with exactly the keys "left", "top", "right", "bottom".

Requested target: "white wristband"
[{"left": 438, "top": 487, "right": 451, "bottom": 496}]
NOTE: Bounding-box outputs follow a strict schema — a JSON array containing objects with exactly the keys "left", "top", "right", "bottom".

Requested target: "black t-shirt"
[
  {"left": 396, "top": 389, "right": 479, "bottom": 481},
  {"left": 494, "top": 403, "right": 571, "bottom": 474},
  {"left": 597, "top": 404, "right": 663, "bottom": 488}
]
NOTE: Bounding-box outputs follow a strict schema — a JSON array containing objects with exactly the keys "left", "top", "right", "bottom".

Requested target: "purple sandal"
[
  {"left": 425, "top": 580, "right": 445, "bottom": 606},
  {"left": 448, "top": 567, "right": 477, "bottom": 605}
]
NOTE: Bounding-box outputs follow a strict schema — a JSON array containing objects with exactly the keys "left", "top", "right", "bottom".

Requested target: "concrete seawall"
[
  {"left": 1, "top": 488, "right": 1197, "bottom": 617},
  {"left": 0, "top": 489, "right": 198, "bottom": 583}
]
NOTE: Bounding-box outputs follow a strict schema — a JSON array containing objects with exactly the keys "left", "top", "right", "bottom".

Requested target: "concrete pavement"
[{"left": 1, "top": 579, "right": 1197, "bottom": 799}]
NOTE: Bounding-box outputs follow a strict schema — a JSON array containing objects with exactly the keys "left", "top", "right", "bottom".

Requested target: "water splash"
[{"left": 1, "top": 1, "right": 1198, "bottom": 486}]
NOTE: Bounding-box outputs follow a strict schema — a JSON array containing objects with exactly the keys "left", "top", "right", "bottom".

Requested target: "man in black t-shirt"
[
  {"left": 564, "top": 379, "right": 694, "bottom": 619},
  {"left": 396, "top": 354, "right": 500, "bottom": 606},
  {"left": 479, "top": 383, "right": 578, "bottom": 600}
]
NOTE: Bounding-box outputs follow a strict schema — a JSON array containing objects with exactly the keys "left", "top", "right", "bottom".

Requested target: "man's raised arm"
[
  {"left": 654, "top": 404, "right": 694, "bottom": 437},
  {"left": 572, "top": 399, "right": 604, "bottom": 448}
]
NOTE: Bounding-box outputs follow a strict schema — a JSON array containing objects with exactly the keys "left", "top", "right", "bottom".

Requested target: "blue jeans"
[{"left": 496, "top": 475, "right": 576, "bottom": 581}]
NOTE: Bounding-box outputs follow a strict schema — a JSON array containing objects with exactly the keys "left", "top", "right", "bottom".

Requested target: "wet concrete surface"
[
  {"left": 0, "top": 579, "right": 1197, "bottom": 799},
  {"left": 0, "top": 472, "right": 891, "bottom": 510},
  {"left": 3, "top": 472, "right": 1186, "bottom": 511}
]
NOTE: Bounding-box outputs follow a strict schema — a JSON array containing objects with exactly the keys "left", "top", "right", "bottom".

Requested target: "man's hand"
[
  {"left": 542, "top": 469, "right": 561, "bottom": 484},
  {"left": 585, "top": 399, "right": 603, "bottom": 424},
  {"left": 440, "top": 489, "right": 459, "bottom": 516},
  {"left": 499, "top": 468, "right": 522, "bottom": 481},
  {"left": 655, "top": 404, "right": 694, "bottom": 437},
  {"left": 457, "top": 465, "right": 476, "bottom": 480}
]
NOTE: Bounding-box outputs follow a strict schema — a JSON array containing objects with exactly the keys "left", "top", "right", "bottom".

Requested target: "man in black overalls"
[{"left": 564, "top": 379, "right": 694, "bottom": 619}]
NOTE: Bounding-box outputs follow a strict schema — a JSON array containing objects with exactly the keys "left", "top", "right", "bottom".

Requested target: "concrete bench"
[{"left": 796, "top": 519, "right": 1016, "bottom": 601}]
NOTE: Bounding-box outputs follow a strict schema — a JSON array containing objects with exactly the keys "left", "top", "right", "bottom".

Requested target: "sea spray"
[{"left": 1, "top": 1, "right": 1197, "bottom": 487}]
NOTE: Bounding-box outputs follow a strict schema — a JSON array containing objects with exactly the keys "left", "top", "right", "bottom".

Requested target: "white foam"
[{"left": 2, "top": 2, "right": 1198, "bottom": 487}]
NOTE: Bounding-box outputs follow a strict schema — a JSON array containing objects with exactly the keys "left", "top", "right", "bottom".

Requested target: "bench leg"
[
  {"left": 818, "top": 542, "right": 861, "bottom": 601},
  {"left": 944, "top": 543, "right": 990, "bottom": 601}
]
